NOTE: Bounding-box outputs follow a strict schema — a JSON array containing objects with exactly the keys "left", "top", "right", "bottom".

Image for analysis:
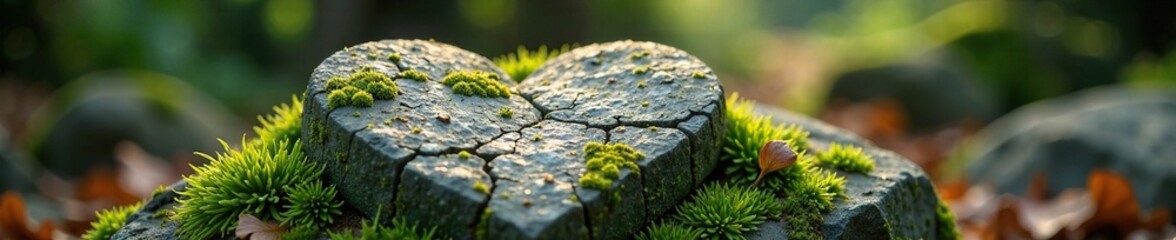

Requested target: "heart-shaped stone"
[{"left": 301, "top": 39, "right": 724, "bottom": 239}]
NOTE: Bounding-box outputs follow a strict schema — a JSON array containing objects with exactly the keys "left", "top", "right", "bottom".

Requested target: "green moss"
[
  {"left": 641, "top": 100, "right": 649, "bottom": 107},
  {"left": 175, "top": 139, "right": 322, "bottom": 239},
  {"left": 675, "top": 183, "right": 782, "bottom": 240},
  {"left": 632, "top": 65, "right": 650, "bottom": 75},
  {"left": 578, "top": 142, "right": 644, "bottom": 190},
  {"left": 459, "top": 151, "right": 472, "bottom": 159},
  {"left": 493, "top": 45, "right": 573, "bottom": 82},
  {"left": 442, "top": 70, "right": 510, "bottom": 98},
  {"left": 498, "top": 107, "right": 513, "bottom": 118},
  {"left": 475, "top": 208, "right": 493, "bottom": 240},
  {"left": 692, "top": 71, "right": 707, "bottom": 79},
  {"left": 278, "top": 181, "right": 343, "bottom": 228},
  {"left": 387, "top": 53, "right": 401, "bottom": 62},
  {"left": 352, "top": 111, "right": 361, "bottom": 118},
  {"left": 412, "top": 127, "right": 423, "bottom": 134},
  {"left": 816, "top": 143, "right": 875, "bottom": 174},
  {"left": 367, "top": 53, "right": 378, "bottom": 59},
  {"left": 722, "top": 93, "right": 811, "bottom": 187},
  {"left": 532, "top": 133, "right": 542, "bottom": 141},
  {"left": 636, "top": 223, "right": 702, "bottom": 240},
  {"left": 326, "top": 69, "right": 398, "bottom": 110},
  {"left": 637, "top": 80, "right": 647, "bottom": 88},
  {"left": 473, "top": 181, "right": 490, "bottom": 195},
  {"left": 328, "top": 218, "right": 436, "bottom": 240},
  {"left": 935, "top": 199, "right": 961, "bottom": 240},
  {"left": 400, "top": 69, "right": 429, "bottom": 82},
  {"left": 629, "top": 50, "right": 651, "bottom": 60},
  {"left": 254, "top": 96, "right": 303, "bottom": 144},
  {"left": 82, "top": 203, "right": 142, "bottom": 240}
]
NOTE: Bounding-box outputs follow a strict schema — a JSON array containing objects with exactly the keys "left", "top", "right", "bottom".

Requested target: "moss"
[
  {"left": 412, "top": 127, "right": 423, "bottom": 134},
  {"left": 475, "top": 208, "right": 493, "bottom": 240},
  {"left": 675, "top": 183, "right": 782, "bottom": 240},
  {"left": 328, "top": 218, "right": 436, "bottom": 240},
  {"left": 637, "top": 80, "right": 647, "bottom": 88},
  {"left": 311, "top": 119, "right": 327, "bottom": 143},
  {"left": 387, "top": 53, "right": 401, "bottom": 62},
  {"left": 278, "top": 181, "right": 343, "bottom": 229},
  {"left": 400, "top": 69, "right": 429, "bottom": 82},
  {"left": 935, "top": 199, "right": 961, "bottom": 240},
  {"left": 636, "top": 223, "right": 702, "bottom": 240},
  {"left": 692, "top": 71, "right": 707, "bottom": 79},
  {"left": 352, "top": 111, "right": 361, "bottom": 118},
  {"left": 578, "top": 142, "right": 643, "bottom": 190},
  {"left": 816, "top": 143, "right": 875, "bottom": 174},
  {"left": 532, "top": 133, "right": 542, "bottom": 141},
  {"left": 442, "top": 70, "right": 510, "bottom": 98},
  {"left": 254, "top": 96, "right": 303, "bottom": 144},
  {"left": 629, "top": 50, "right": 651, "bottom": 60},
  {"left": 458, "top": 151, "right": 472, "bottom": 159},
  {"left": 722, "top": 92, "right": 811, "bottom": 187},
  {"left": 498, "top": 107, "right": 513, "bottom": 118},
  {"left": 367, "top": 53, "right": 378, "bottom": 59},
  {"left": 641, "top": 100, "right": 649, "bottom": 107},
  {"left": 82, "top": 203, "right": 142, "bottom": 240},
  {"left": 473, "top": 181, "right": 490, "bottom": 195},
  {"left": 492, "top": 45, "right": 573, "bottom": 82},
  {"left": 326, "top": 69, "right": 398, "bottom": 110},
  {"left": 632, "top": 65, "right": 650, "bottom": 75},
  {"left": 175, "top": 139, "right": 322, "bottom": 239}
]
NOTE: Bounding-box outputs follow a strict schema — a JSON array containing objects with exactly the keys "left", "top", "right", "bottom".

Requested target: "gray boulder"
[
  {"left": 111, "top": 181, "right": 185, "bottom": 240},
  {"left": 966, "top": 84, "right": 1176, "bottom": 215}
]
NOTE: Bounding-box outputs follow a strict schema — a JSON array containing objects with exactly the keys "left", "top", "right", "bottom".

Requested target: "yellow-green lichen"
[
  {"left": 637, "top": 80, "right": 647, "bottom": 88},
  {"left": 459, "top": 151, "right": 472, "bottom": 159},
  {"left": 498, "top": 107, "right": 513, "bottom": 118},
  {"left": 442, "top": 70, "right": 510, "bottom": 98},
  {"left": 387, "top": 53, "right": 401, "bottom": 62},
  {"left": 629, "top": 50, "right": 651, "bottom": 60},
  {"left": 578, "top": 142, "right": 643, "bottom": 190},
  {"left": 632, "top": 65, "right": 650, "bottom": 75},
  {"left": 691, "top": 71, "right": 706, "bottom": 79},
  {"left": 473, "top": 181, "right": 490, "bottom": 195}
]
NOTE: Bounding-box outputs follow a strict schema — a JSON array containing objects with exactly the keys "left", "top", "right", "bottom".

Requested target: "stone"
[
  {"left": 111, "top": 180, "right": 187, "bottom": 240},
  {"left": 748, "top": 104, "right": 945, "bottom": 239},
  {"left": 965, "top": 84, "right": 1176, "bottom": 216},
  {"left": 302, "top": 40, "right": 725, "bottom": 239}
]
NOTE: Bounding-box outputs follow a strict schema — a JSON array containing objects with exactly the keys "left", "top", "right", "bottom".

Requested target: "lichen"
[
  {"left": 691, "top": 71, "right": 707, "bottom": 79},
  {"left": 629, "top": 50, "right": 651, "bottom": 60},
  {"left": 441, "top": 70, "right": 510, "bottom": 98},
  {"left": 632, "top": 65, "right": 650, "bottom": 75},
  {"left": 473, "top": 181, "right": 490, "bottom": 195},
  {"left": 578, "top": 142, "right": 643, "bottom": 190}
]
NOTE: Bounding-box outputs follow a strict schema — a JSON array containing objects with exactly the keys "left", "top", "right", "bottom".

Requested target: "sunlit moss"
[
  {"left": 442, "top": 70, "right": 510, "bottom": 98},
  {"left": 632, "top": 65, "right": 650, "bottom": 75},
  {"left": 636, "top": 223, "right": 702, "bottom": 240},
  {"left": 325, "top": 69, "right": 398, "bottom": 110},
  {"left": 936, "top": 199, "right": 960, "bottom": 240},
  {"left": 498, "top": 107, "right": 513, "bottom": 118},
  {"left": 82, "top": 203, "right": 142, "bottom": 240},
  {"left": 328, "top": 218, "right": 436, "bottom": 240},
  {"left": 493, "top": 45, "right": 573, "bottom": 82},
  {"left": 254, "top": 95, "right": 303, "bottom": 144},
  {"left": 473, "top": 181, "right": 490, "bottom": 195},
  {"left": 387, "top": 53, "right": 401, "bottom": 63},
  {"left": 816, "top": 143, "right": 875, "bottom": 174},
  {"left": 674, "top": 183, "right": 781, "bottom": 239},
  {"left": 723, "top": 93, "right": 811, "bottom": 187},
  {"left": 400, "top": 69, "right": 429, "bottom": 82},
  {"left": 691, "top": 71, "right": 707, "bottom": 79},
  {"left": 578, "top": 142, "right": 643, "bottom": 190},
  {"left": 278, "top": 181, "right": 343, "bottom": 229}
]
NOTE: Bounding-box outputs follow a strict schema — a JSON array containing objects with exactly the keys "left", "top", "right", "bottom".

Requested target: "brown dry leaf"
[
  {"left": 75, "top": 167, "right": 138, "bottom": 205},
  {"left": 754, "top": 140, "right": 797, "bottom": 186},
  {"left": 985, "top": 199, "right": 1033, "bottom": 240},
  {"left": 0, "top": 191, "right": 52, "bottom": 240},
  {"left": 236, "top": 214, "right": 285, "bottom": 240},
  {"left": 1081, "top": 169, "right": 1142, "bottom": 236}
]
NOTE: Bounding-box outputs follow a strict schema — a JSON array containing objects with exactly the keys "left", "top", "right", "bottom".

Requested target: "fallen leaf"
[
  {"left": 1017, "top": 189, "right": 1094, "bottom": 239},
  {"left": 1081, "top": 169, "right": 1142, "bottom": 237},
  {"left": 236, "top": 214, "right": 285, "bottom": 240},
  {"left": 0, "top": 191, "right": 53, "bottom": 240},
  {"left": 985, "top": 199, "right": 1033, "bottom": 240},
  {"left": 754, "top": 140, "right": 797, "bottom": 186}
]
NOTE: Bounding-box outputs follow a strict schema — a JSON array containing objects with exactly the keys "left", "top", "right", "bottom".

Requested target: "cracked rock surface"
[{"left": 302, "top": 40, "right": 725, "bottom": 239}]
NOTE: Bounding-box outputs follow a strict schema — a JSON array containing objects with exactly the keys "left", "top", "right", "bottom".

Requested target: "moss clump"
[
  {"left": 632, "top": 65, "right": 650, "bottom": 75},
  {"left": 935, "top": 200, "right": 961, "bottom": 240},
  {"left": 493, "top": 45, "right": 573, "bottom": 82},
  {"left": 498, "top": 107, "right": 513, "bottom": 118},
  {"left": 174, "top": 138, "right": 324, "bottom": 239},
  {"left": 326, "top": 69, "right": 398, "bottom": 110},
  {"left": 387, "top": 53, "right": 401, "bottom": 62},
  {"left": 692, "top": 71, "right": 707, "bottom": 79},
  {"left": 629, "top": 50, "right": 651, "bottom": 60},
  {"left": 442, "top": 70, "right": 510, "bottom": 98},
  {"left": 278, "top": 181, "right": 343, "bottom": 229},
  {"left": 254, "top": 96, "right": 303, "bottom": 144},
  {"left": 328, "top": 218, "right": 437, "bottom": 240},
  {"left": 636, "top": 223, "right": 701, "bottom": 240},
  {"left": 675, "top": 183, "right": 782, "bottom": 240},
  {"left": 81, "top": 203, "right": 142, "bottom": 240},
  {"left": 816, "top": 143, "right": 875, "bottom": 174},
  {"left": 473, "top": 181, "right": 490, "bottom": 195},
  {"left": 458, "top": 151, "right": 472, "bottom": 159},
  {"left": 723, "top": 93, "right": 810, "bottom": 187},
  {"left": 578, "top": 142, "right": 644, "bottom": 190},
  {"left": 400, "top": 69, "right": 429, "bottom": 82}
]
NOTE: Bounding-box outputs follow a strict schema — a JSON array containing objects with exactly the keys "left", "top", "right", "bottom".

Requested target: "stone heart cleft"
[{"left": 302, "top": 39, "right": 725, "bottom": 239}]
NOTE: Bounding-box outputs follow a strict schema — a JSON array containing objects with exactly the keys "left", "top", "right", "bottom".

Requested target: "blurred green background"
[{"left": 2, "top": 0, "right": 1176, "bottom": 228}]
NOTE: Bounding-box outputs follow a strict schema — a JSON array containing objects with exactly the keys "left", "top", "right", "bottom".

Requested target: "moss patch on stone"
[
  {"left": 441, "top": 70, "right": 510, "bottom": 98},
  {"left": 816, "top": 143, "right": 876, "bottom": 174},
  {"left": 674, "top": 183, "right": 782, "bottom": 239},
  {"left": 578, "top": 141, "right": 644, "bottom": 190},
  {"left": 492, "top": 45, "right": 573, "bottom": 82},
  {"left": 935, "top": 199, "right": 960, "bottom": 240},
  {"left": 400, "top": 69, "right": 429, "bottom": 82},
  {"left": 326, "top": 69, "right": 398, "bottom": 110},
  {"left": 82, "top": 203, "right": 142, "bottom": 240}
]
